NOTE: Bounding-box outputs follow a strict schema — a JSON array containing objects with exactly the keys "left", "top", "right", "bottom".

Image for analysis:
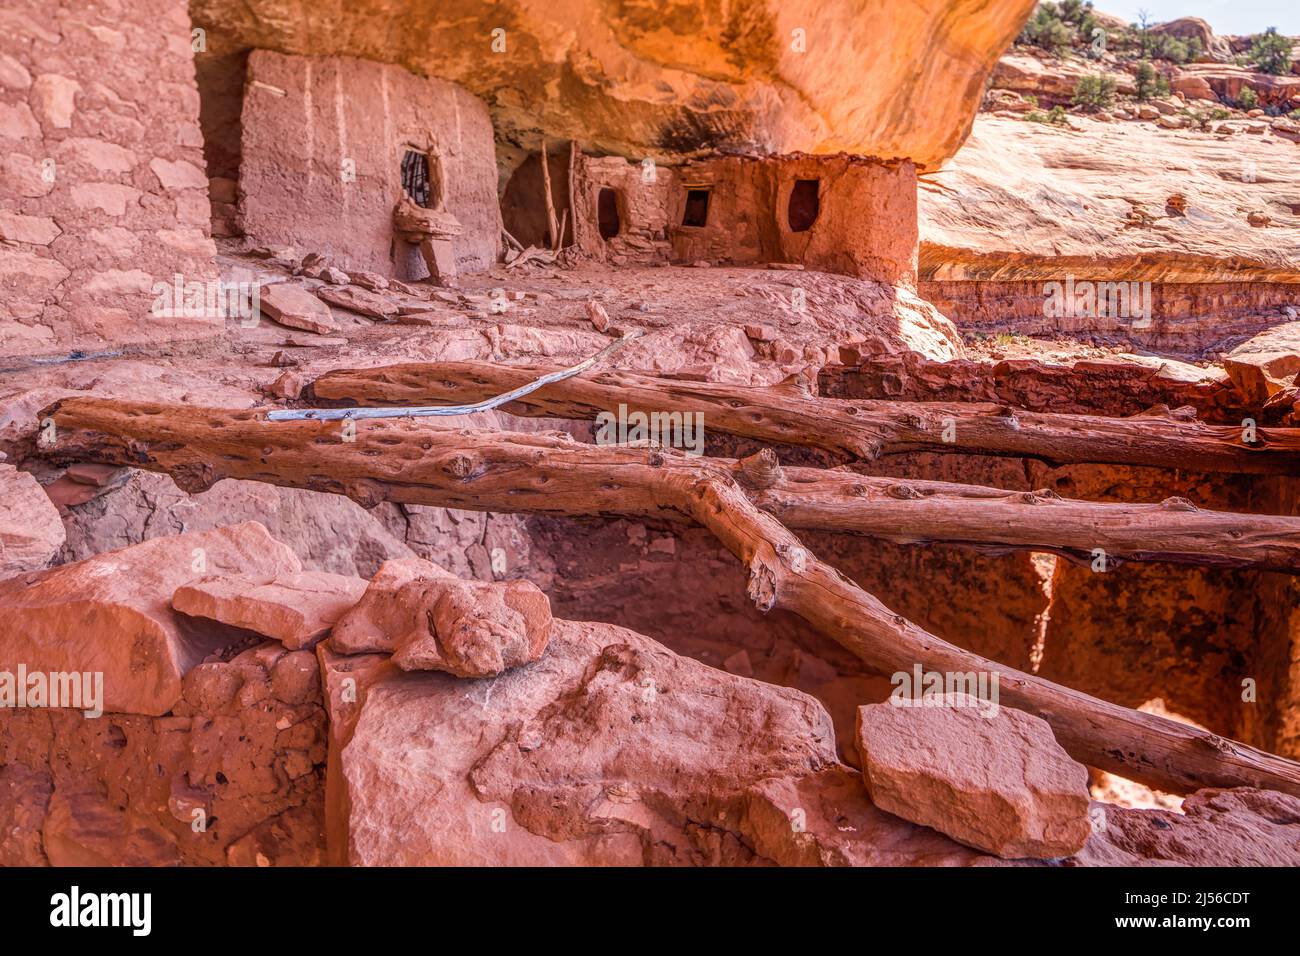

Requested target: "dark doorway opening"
[
  {"left": 682, "top": 189, "right": 711, "bottom": 227},
  {"left": 597, "top": 188, "right": 621, "bottom": 239},
  {"left": 787, "top": 179, "right": 820, "bottom": 232},
  {"left": 401, "top": 149, "right": 432, "bottom": 207}
]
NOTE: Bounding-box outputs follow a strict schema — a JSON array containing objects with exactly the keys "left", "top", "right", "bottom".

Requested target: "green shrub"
[
  {"left": 1072, "top": 74, "right": 1117, "bottom": 110},
  {"left": 1020, "top": 4, "right": 1073, "bottom": 54},
  {"left": 1133, "top": 61, "right": 1169, "bottom": 101},
  {"left": 1238, "top": 86, "right": 1259, "bottom": 110},
  {"left": 1026, "top": 105, "right": 1072, "bottom": 126},
  {"left": 1249, "top": 27, "right": 1294, "bottom": 76}
]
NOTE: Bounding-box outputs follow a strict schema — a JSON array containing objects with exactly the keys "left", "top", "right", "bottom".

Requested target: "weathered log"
[
  {"left": 767, "top": 464, "right": 1300, "bottom": 573},
  {"left": 306, "top": 361, "right": 1300, "bottom": 474},
  {"left": 40, "top": 396, "right": 1300, "bottom": 798}
]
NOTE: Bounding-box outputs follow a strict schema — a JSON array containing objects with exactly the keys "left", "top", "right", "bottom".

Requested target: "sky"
[{"left": 1097, "top": 1, "right": 1300, "bottom": 35}]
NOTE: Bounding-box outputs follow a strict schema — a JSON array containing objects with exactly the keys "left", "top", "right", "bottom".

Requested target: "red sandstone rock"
[
  {"left": 259, "top": 281, "right": 340, "bottom": 334},
  {"left": 0, "top": 522, "right": 302, "bottom": 715},
  {"left": 315, "top": 285, "right": 398, "bottom": 319},
  {"left": 322, "top": 619, "right": 992, "bottom": 865},
  {"left": 0, "top": 463, "right": 64, "bottom": 578},
  {"left": 173, "top": 571, "right": 368, "bottom": 650},
  {"left": 1079, "top": 788, "right": 1300, "bottom": 866},
  {"left": 330, "top": 557, "right": 551, "bottom": 676},
  {"left": 1224, "top": 321, "right": 1300, "bottom": 404},
  {"left": 855, "top": 697, "right": 1092, "bottom": 859}
]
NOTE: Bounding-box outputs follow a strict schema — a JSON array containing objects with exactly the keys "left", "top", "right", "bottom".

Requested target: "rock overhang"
[{"left": 189, "top": 0, "right": 1039, "bottom": 171}]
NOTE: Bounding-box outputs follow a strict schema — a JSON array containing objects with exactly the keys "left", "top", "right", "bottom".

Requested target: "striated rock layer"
[{"left": 190, "top": 0, "right": 1037, "bottom": 170}]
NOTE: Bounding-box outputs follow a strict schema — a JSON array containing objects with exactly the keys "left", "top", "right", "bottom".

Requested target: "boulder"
[
  {"left": 1079, "top": 788, "right": 1300, "bottom": 866},
  {"left": 0, "top": 464, "right": 64, "bottom": 578},
  {"left": 1223, "top": 321, "right": 1300, "bottom": 404},
  {"left": 855, "top": 696, "right": 1092, "bottom": 858},
  {"left": 258, "top": 281, "right": 340, "bottom": 334},
  {"left": 318, "top": 624, "right": 995, "bottom": 866},
  {"left": 173, "top": 571, "right": 368, "bottom": 650},
  {"left": 0, "top": 522, "right": 302, "bottom": 715},
  {"left": 330, "top": 557, "right": 551, "bottom": 677}
]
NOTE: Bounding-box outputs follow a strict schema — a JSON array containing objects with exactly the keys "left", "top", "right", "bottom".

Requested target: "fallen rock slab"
[
  {"left": 0, "top": 522, "right": 302, "bottom": 715},
  {"left": 330, "top": 557, "right": 551, "bottom": 676},
  {"left": 855, "top": 696, "right": 1092, "bottom": 859},
  {"left": 0, "top": 464, "right": 64, "bottom": 578},
  {"left": 1223, "top": 321, "right": 1300, "bottom": 405},
  {"left": 173, "top": 571, "right": 368, "bottom": 650},
  {"left": 315, "top": 285, "right": 398, "bottom": 319},
  {"left": 258, "top": 281, "right": 340, "bottom": 334}
]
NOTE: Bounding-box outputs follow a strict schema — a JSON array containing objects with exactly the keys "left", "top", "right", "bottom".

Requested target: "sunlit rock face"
[{"left": 190, "top": 0, "right": 1037, "bottom": 169}]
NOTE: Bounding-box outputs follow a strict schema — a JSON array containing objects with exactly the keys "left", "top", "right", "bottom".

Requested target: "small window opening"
[
  {"left": 401, "top": 149, "right": 432, "bottom": 207},
  {"left": 787, "top": 178, "right": 820, "bottom": 232},
  {"left": 682, "top": 189, "right": 711, "bottom": 227},
  {"left": 597, "top": 187, "right": 621, "bottom": 240}
]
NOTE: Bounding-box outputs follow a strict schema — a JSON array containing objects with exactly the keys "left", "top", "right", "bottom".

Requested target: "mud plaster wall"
[
  {"left": 238, "top": 51, "right": 500, "bottom": 280},
  {"left": 669, "top": 155, "right": 919, "bottom": 286},
  {"left": 0, "top": 0, "right": 218, "bottom": 360}
]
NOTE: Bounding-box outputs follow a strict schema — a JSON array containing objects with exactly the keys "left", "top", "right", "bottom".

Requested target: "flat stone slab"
[
  {"left": 259, "top": 281, "right": 340, "bottom": 334},
  {"left": 173, "top": 571, "right": 367, "bottom": 650},
  {"left": 0, "top": 522, "right": 301, "bottom": 715},
  {"left": 0, "top": 464, "right": 64, "bottom": 578},
  {"left": 855, "top": 695, "right": 1092, "bottom": 859}
]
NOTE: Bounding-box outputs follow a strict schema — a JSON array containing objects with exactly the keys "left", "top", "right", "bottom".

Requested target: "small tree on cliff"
[
  {"left": 1020, "top": 4, "right": 1073, "bottom": 55},
  {"left": 1249, "top": 27, "right": 1294, "bottom": 76},
  {"left": 1072, "top": 74, "right": 1117, "bottom": 111},
  {"left": 1133, "top": 60, "right": 1169, "bottom": 100}
]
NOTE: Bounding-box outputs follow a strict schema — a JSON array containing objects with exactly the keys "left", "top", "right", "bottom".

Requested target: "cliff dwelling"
[{"left": 3, "top": 0, "right": 1300, "bottom": 903}]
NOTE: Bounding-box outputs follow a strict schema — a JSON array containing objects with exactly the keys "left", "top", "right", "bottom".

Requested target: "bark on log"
[
  {"left": 307, "top": 361, "right": 1300, "bottom": 474},
  {"left": 767, "top": 464, "right": 1300, "bottom": 573},
  {"left": 40, "top": 396, "right": 1300, "bottom": 798}
]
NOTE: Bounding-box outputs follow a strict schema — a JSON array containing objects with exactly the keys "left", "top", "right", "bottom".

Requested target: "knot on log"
[
  {"left": 1015, "top": 491, "right": 1039, "bottom": 505},
  {"left": 746, "top": 560, "right": 778, "bottom": 613},
  {"left": 344, "top": 479, "right": 385, "bottom": 509},
  {"left": 735, "top": 448, "right": 784, "bottom": 490},
  {"left": 1159, "top": 496, "right": 1200, "bottom": 512},
  {"left": 886, "top": 483, "right": 924, "bottom": 500},
  {"left": 776, "top": 542, "right": 808, "bottom": 572},
  {"left": 445, "top": 453, "right": 482, "bottom": 480},
  {"left": 1200, "top": 733, "right": 1239, "bottom": 756},
  {"left": 171, "top": 461, "right": 217, "bottom": 494},
  {"left": 1033, "top": 487, "right": 1062, "bottom": 500}
]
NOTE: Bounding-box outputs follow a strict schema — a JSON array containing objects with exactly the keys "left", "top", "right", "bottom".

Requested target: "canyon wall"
[{"left": 0, "top": 0, "right": 217, "bottom": 360}]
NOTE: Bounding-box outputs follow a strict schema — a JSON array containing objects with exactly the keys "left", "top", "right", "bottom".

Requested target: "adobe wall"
[
  {"left": 238, "top": 51, "right": 500, "bottom": 280},
  {"left": 0, "top": 0, "right": 218, "bottom": 360},
  {"left": 669, "top": 155, "right": 919, "bottom": 286}
]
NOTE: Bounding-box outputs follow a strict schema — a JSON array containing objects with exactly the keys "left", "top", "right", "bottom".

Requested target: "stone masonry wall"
[{"left": 0, "top": 0, "right": 219, "bottom": 360}]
